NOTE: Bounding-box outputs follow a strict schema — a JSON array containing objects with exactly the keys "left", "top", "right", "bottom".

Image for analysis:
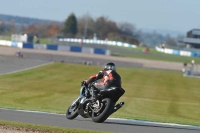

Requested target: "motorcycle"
[{"left": 66, "top": 81, "right": 125, "bottom": 123}]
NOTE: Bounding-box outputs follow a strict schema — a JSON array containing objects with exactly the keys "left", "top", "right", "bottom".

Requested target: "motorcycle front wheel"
[
  {"left": 66, "top": 97, "right": 79, "bottom": 119},
  {"left": 91, "top": 98, "right": 114, "bottom": 123}
]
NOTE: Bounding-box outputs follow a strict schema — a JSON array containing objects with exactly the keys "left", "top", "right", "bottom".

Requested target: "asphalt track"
[
  {"left": 1, "top": 46, "right": 199, "bottom": 132},
  {"left": 0, "top": 109, "right": 200, "bottom": 133},
  {"left": 0, "top": 56, "right": 52, "bottom": 75},
  {"left": 0, "top": 46, "right": 185, "bottom": 71}
]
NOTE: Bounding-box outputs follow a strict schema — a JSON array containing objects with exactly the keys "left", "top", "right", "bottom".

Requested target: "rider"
[{"left": 83, "top": 62, "right": 122, "bottom": 101}]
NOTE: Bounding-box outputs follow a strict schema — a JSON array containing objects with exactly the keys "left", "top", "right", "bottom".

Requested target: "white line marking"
[
  {"left": 109, "top": 118, "right": 200, "bottom": 129},
  {"left": 0, "top": 62, "right": 54, "bottom": 75}
]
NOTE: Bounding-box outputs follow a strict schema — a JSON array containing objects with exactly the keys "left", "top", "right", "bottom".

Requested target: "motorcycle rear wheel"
[{"left": 91, "top": 98, "right": 114, "bottom": 123}]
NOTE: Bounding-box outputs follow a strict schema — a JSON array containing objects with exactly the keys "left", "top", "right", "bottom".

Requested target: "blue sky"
[{"left": 0, "top": 0, "right": 200, "bottom": 35}]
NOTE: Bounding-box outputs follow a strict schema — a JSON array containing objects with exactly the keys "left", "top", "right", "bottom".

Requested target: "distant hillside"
[{"left": 0, "top": 14, "right": 61, "bottom": 26}]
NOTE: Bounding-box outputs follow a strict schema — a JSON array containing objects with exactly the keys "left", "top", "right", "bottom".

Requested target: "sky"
[{"left": 0, "top": 0, "right": 200, "bottom": 36}]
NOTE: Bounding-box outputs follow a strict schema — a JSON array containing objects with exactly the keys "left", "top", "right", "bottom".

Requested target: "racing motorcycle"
[{"left": 66, "top": 81, "right": 125, "bottom": 123}]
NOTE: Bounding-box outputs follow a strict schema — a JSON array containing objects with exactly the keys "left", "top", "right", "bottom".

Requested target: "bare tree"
[
  {"left": 77, "top": 14, "right": 95, "bottom": 39},
  {"left": 118, "top": 22, "right": 135, "bottom": 36},
  {"left": 94, "top": 16, "right": 119, "bottom": 40}
]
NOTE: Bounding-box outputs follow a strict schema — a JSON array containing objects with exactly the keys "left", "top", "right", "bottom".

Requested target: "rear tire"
[{"left": 92, "top": 98, "right": 114, "bottom": 123}]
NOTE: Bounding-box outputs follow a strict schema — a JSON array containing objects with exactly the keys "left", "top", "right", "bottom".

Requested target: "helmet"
[{"left": 104, "top": 62, "right": 116, "bottom": 71}]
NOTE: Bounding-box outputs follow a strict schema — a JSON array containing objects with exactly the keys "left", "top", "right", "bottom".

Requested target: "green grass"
[
  {"left": 0, "top": 35, "right": 11, "bottom": 41},
  {"left": 0, "top": 63, "right": 200, "bottom": 126},
  {"left": 0, "top": 120, "right": 110, "bottom": 133},
  {"left": 112, "top": 47, "right": 200, "bottom": 64},
  {"left": 39, "top": 38, "right": 53, "bottom": 44}
]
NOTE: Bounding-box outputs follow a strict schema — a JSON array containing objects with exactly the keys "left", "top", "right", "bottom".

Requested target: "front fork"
[{"left": 71, "top": 97, "right": 80, "bottom": 107}]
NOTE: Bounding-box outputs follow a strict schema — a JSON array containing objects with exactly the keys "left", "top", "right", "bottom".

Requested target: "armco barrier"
[
  {"left": 70, "top": 46, "right": 82, "bottom": 52},
  {"left": 180, "top": 51, "right": 191, "bottom": 56},
  {"left": 34, "top": 44, "right": 47, "bottom": 50},
  {"left": 82, "top": 47, "right": 93, "bottom": 54},
  {"left": 0, "top": 40, "right": 23, "bottom": 48},
  {"left": 155, "top": 46, "right": 200, "bottom": 57},
  {"left": 46, "top": 44, "right": 58, "bottom": 50},
  {"left": 94, "top": 48, "right": 106, "bottom": 55},
  {"left": 57, "top": 45, "right": 70, "bottom": 51},
  {"left": 172, "top": 50, "right": 180, "bottom": 55},
  {"left": 58, "top": 38, "right": 137, "bottom": 48},
  {"left": 11, "top": 42, "right": 18, "bottom": 47},
  {"left": 23, "top": 43, "right": 34, "bottom": 49},
  {"left": 0, "top": 40, "right": 11, "bottom": 46},
  {"left": 0, "top": 40, "right": 110, "bottom": 55}
]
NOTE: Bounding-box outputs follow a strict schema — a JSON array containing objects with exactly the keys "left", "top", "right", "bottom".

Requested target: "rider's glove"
[{"left": 81, "top": 80, "right": 87, "bottom": 86}]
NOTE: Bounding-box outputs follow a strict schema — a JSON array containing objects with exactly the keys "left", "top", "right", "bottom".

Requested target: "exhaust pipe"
[{"left": 111, "top": 102, "right": 125, "bottom": 114}]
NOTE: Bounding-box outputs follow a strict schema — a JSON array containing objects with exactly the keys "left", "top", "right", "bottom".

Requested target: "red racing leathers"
[{"left": 86, "top": 69, "right": 122, "bottom": 90}]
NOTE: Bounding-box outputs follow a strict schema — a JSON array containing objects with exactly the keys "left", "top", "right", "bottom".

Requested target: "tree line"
[{"left": 0, "top": 13, "right": 181, "bottom": 47}]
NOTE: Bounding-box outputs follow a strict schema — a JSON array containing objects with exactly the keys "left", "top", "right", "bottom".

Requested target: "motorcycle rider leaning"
[{"left": 83, "top": 62, "right": 122, "bottom": 101}]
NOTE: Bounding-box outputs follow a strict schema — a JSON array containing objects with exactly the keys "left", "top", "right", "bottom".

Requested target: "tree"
[
  {"left": 20, "top": 23, "right": 26, "bottom": 33},
  {"left": 0, "top": 21, "right": 6, "bottom": 34},
  {"left": 77, "top": 14, "right": 95, "bottom": 39},
  {"left": 24, "top": 24, "right": 37, "bottom": 34},
  {"left": 118, "top": 22, "right": 135, "bottom": 37},
  {"left": 47, "top": 23, "right": 60, "bottom": 37},
  {"left": 63, "top": 13, "right": 78, "bottom": 37},
  {"left": 107, "top": 32, "right": 123, "bottom": 42},
  {"left": 94, "top": 16, "right": 119, "bottom": 40}
]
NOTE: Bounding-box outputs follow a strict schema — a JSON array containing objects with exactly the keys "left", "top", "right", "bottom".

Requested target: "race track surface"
[
  {"left": 0, "top": 56, "right": 51, "bottom": 75},
  {"left": 0, "top": 109, "right": 199, "bottom": 133},
  {"left": 0, "top": 46, "right": 184, "bottom": 71}
]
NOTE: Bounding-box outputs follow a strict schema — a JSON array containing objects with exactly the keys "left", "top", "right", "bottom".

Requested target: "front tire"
[
  {"left": 66, "top": 98, "right": 79, "bottom": 119},
  {"left": 91, "top": 98, "right": 114, "bottom": 123}
]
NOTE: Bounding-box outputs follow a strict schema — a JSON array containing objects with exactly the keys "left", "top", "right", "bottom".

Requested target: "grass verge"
[
  {"left": 112, "top": 47, "right": 200, "bottom": 64},
  {"left": 0, "top": 120, "right": 110, "bottom": 133},
  {"left": 0, "top": 63, "right": 200, "bottom": 126}
]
